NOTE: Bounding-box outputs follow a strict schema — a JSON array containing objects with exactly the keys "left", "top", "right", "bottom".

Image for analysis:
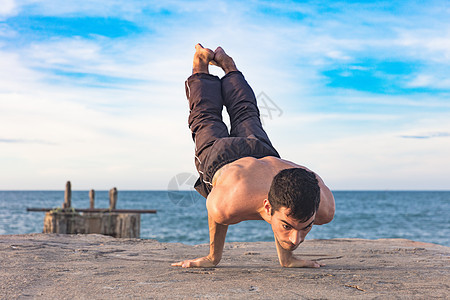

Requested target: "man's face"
[{"left": 270, "top": 207, "right": 315, "bottom": 251}]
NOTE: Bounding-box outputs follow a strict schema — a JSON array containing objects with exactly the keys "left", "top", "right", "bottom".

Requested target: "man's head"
[
  {"left": 266, "top": 168, "right": 320, "bottom": 250},
  {"left": 268, "top": 168, "right": 320, "bottom": 221}
]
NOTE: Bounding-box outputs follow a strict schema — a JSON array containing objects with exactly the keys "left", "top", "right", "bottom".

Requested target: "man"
[{"left": 172, "top": 44, "right": 335, "bottom": 268}]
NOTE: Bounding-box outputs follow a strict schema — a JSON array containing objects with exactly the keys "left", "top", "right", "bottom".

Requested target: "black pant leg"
[
  {"left": 221, "top": 71, "right": 276, "bottom": 149},
  {"left": 185, "top": 73, "right": 229, "bottom": 188}
]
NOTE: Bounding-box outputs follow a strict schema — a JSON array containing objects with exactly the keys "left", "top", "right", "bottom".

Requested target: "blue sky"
[{"left": 1, "top": 0, "right": 449, "bottom": 190}]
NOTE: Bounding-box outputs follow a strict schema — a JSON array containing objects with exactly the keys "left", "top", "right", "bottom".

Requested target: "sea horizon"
[{"left": 1, "top": 190, "right": 449, "bottom": 247}]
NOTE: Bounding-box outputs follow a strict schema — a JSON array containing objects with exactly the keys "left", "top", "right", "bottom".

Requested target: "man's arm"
[
  {"left": 171, "top": 214, "right": 228, "bottom": 268},
  {"left": 314, "top": 173, "right": 335, "bottom": 225},
  {"left": 172, "top": 181, "right": 237, "bottom": 268},
  {"left": 274, "top": 234, "right": 324, "bottom": 268}
]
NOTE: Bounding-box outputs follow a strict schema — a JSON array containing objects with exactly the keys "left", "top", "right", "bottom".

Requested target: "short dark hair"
[{"left": 268, "top": 168, "right": 320, "bottom": 222}]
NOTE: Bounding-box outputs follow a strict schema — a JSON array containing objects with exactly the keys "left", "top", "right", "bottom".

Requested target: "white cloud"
[
  {"left": 0, "top": 0, "right": 16, "bottom": 18},
  {"left": 395, "top": 28, "right": 450, "bottom": 63},
  {"left": 406, "top": 74, "right": 450, "bottom": 89},
  {"left": 0, "top": 50, "right": 43, "bottom": 92},
  {"left": 406, "top": 74, "right": 434, "bottom": 88},
  {"left": 400, "top": 132, "right": 450, "bottom": 139}
]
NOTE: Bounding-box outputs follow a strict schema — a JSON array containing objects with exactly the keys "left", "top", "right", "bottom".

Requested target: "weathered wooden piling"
[
  {"left": 109, "top": 187, "right": 117, "bottom": 210},
  {"left": 89, "top": 189, "right": 95, "bottom": 209},
  {"left": 32, "top": 183, "right": 155, "bottom": 238},
  {"left": 63, "top": 181, "right": 71, "bottom": 209}
]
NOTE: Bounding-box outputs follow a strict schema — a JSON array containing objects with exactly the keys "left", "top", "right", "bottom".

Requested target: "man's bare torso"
[{"left": 207, "top": 156, "right": 333, "bottom": 226}]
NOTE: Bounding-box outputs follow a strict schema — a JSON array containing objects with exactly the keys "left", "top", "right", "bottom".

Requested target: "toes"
[{"left": 195, "top": 44, "right": 214, "bottom": 57}]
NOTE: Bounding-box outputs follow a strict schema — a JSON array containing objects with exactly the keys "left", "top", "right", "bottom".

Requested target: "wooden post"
[
  {"left": 63, "top": 181, "right": 71, "bottom": 209},
  {"left": 109, "top": 187, "right": 117, "bottom": 210},
  {"left": 89, "top": 189, "right": 95, "bottom": 209}
]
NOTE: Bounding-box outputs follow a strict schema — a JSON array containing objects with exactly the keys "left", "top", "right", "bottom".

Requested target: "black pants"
[{"left": 185, "top": 71, "right": 280, "bottom": 198}]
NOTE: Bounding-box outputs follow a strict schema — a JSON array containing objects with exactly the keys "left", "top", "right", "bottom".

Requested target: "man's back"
[{"left": 207, "top": 156, "right": 334, "bottom": 226}]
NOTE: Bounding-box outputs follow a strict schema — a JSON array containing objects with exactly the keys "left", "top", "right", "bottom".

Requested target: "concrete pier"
[{"left": 0, "top": 234, "right": 448, "bottom": 299}]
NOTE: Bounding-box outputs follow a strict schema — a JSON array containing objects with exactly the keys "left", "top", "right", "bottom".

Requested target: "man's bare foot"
[
  {"left": 193, "top": 43, "right": 215, "bottom": 75},
  {"left": 213, "top": 47, "right": 238, "bottom": 74}
]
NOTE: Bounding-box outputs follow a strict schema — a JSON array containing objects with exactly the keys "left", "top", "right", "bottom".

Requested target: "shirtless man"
[{"left": 172, "top": 44, "right": 335, "bottom": 268}]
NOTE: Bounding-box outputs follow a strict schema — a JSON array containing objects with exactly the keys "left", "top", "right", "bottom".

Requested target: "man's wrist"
[
  {"left": 207, "top": 254, "right": 222, "bottom": 265},
  {"left": 278, "top": 253, "right": 293, "bottom": 267}
]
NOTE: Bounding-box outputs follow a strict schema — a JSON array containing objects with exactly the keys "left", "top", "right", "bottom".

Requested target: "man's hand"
[
  {"left": 273, "top": 233, "right": 324, "bottom": 268},
  {"left": 171, "top": 256, "right": 217, "bottom": 268},
  {"left": 171, "top": 214, "right": 228, "bottom": 268}
]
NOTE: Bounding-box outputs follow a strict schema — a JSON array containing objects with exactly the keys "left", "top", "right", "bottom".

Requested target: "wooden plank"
[{"left": 27, "top": 208, "right": 157, "bottom": 214}]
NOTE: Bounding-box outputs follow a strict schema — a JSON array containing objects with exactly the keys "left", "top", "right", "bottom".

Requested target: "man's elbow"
[
  {"left": 315, "top": 195, "right": 335, "bottom": 225},
  {"left": 211, "top": 210, "right": 232, "bottom": 225},
  {"left": 206, "top": 198, "right": 232, "bottom": 225},
  {"left": 315, "top": 209, "right": 334, "bottom": 225},
  {"left": 322, "top": 207, "right": 335, "bottom": 224}
]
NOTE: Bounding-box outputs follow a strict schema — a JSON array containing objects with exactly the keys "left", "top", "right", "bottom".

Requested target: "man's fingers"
[
  {"left": 312, "top": 261, "right": 325, "bottom": 268},
  {"left": 299, "top": 259, "right": 324, "bottom": 268},
  {"left": 183, "top": 260, "right": 204, "bottom": 268},
  {"left": 171, "top": 260, "right": 194, "bottom": 267},
  {"left": 171, "top": 260, "right": 197, "bottom": 268},
  {"left": 172, "top": 257, "right": 216, "bottom": 268},
  {"left": 183, "top": 261, "right": 192, "bottom": 268}
]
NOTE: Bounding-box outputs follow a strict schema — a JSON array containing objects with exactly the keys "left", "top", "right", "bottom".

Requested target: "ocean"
[{"left": 0, "top": 191, "right": 449, "bottom": 247}]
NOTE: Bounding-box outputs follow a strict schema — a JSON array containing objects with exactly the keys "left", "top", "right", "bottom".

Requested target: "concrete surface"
[{"left": 0, "top": 234, "right": 448, "bottom": 299}]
